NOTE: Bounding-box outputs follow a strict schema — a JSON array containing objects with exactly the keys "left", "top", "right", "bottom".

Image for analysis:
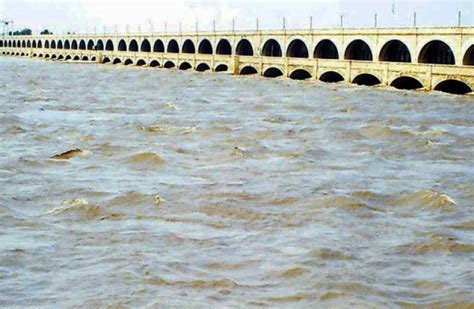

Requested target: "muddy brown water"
[{"left": 1, "top": 57, "right": 473, "bottom": 307}]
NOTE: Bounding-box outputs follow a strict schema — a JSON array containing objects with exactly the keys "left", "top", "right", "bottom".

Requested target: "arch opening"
[
  {"left": 179, "top": 62, "right": 192, "bottom": 70},
  {"left": 262, "top": 39, "right": 282, "bottom": 57},
  {"left": 113, "top": 58, "right": 121, "bottom": 64},
  {"left": 96, "top": 40, "right": 104, "bottom": 50},
  {"left": 32, "top": 41, "right": 37, "bottom": 48},
  {"left": 106, "top": 40, "right": 114, "bottom": 51},
  {"left": 79, "top": 40, "right": 86, "bottom": 50},
  {"left": 264, "top": 67, "right": 284, "bottom": 78},
  {"left": 124, "top": 59, "right": 133, "bottom": 65},
  {"left": 352, "top": 74, "right": 381, "bottom": 86},
  {"left": 463, "top": 45, "right": 474, "bottom": 65},
  {"left": 58, "top": 55, "right": 64, "bottom": 60},
  {"left": 379, "top": 40, "right": 411, "bottom": 62},
  {"left": 290, "top": 69, "right": 312, "bottom": 80},
  {"left": 319, "top": 71, "right": 344, "bottom": 83},
  {"left": 215, "top": 64, "right": 228, "bottom": 72},
  {"left": 141, "top": 39, "right": 151, "bottom": 52},
  {"left": 136, "top": 59, "right": 146, "bottom": 66},
  {"left": 103, "top": 57, "right": 111, "bottom": 64},
  {"left": 216, "top": 39, "right": 232, "bottom": 55},
  {"left": 91, "top": 56, "right": 96, "bottom": 62},
  {"left": 198, "top": 39, "right": 213, "bottom": 54},
  {"left": 153, "top": 40, "right": 164, "bottom": 52},
  {"left": 118, "top": 40, "right": 127, "bottom": 51},
  {"left": 71, "top": 40, "right": 78, "bottom": 50},
  {"left": 314, "top": 39, "right": 339, "bottom": 59},
  {"left": 82, "top": 56, "right": 89, "bottom": 61},
  {"left": 196, "top": 63, "right": 211, "bottom": 72},
  {"left": 240, "top": 66, "right": 258, "bottom": 75},
  {"left": 45, "top": 41, "right": 50, "bottom": 49},
  {"left": 167, "top": 40, "right": 179, "bottom": 53},
  {"left": 182, "top": 39, "right": 196, "bottom": 53},
  {"left": 57, "top": 40, "right": 63, "bottom": 49},
  {"left": 73, "top": 56, "right": 80, "bottom": 61},
  {"left": 51, "top": 41, "right": 56, "bottom": 49},
  {"left": 65, "top": 55, "right": 71, "bottom": 60},
  {"left": 64, "top": 40, "right": 70, "bottom": 49},
  {"left": 390, "top": 76, "right": 423, "bottom": 90},
  {"left": 286, "top": 39, "right": 309, "bottom": 58},
  {"left": 27, "top": 40, "right": 31, "bottom": 48},
  {"left": 418, "top": 40, "right": 455, "bottom": 65},
  {"left": 150, "top": 60, "right": 160, "bottom": 67},
  {"left": 434, "top": 80, "right": 472, "bottom": 95},
  {"left": 129, "top": 40, "right": 138, "bottom": 52},
  {"left": 87, "top": 40, "right": 94, "bottom": 50},
  {"left": 345, "top": 40, "right": 373, "bottom": 61},
  {"left": 236, "top": 39, "right": 253, "bottom": 56},
  {"left": 164, "top": 61, "right": 175, "bottom": 69}
]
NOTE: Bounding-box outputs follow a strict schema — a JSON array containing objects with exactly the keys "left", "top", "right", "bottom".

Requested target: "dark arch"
[
  {"left": 198, "top": 39, "right": 213, "bottom": 54},
  {"left": 73, "top": 55, "right": 80, "bottom": 61},
  {"left": 129, "top": 40, "right": 138, "bottom": 52},
  {"left": 79, "top": 40, "right": 86, "bottom": 50},
  {"left": 57, "top": 40, "right": 63, "bottom": 49},
  {"left": 27, "top": 40, "right": 31, "bottom": 48},
  {"left": 418, "top": 40, "right": 455, "bottom": 65},
  {"left": 391, "top": 76, "right": 423, "bottom": 90},
  {"left": 167, "top": 40, "right": 179, "bottom": 53},
  {"left": 235, "top": 39, "right": 253, "bottom": 56},
  {"left": 82, "top": 56, "right": 89, "bottom": 61},
  {"left": 106, "top": 40, "right": 114, "bottom": 51},
  {"left": 0, "top": 41, "right": 3, "bottom": 48},
  {"left": 314, "top": 40, "right": 339, "bottom": 59},
  {"left": 45, "top": 54, "right": 50, "bottom": 58},
  {"left": 45, "top": 40, "right": 50, "bottom": 49},
  {"left": 182, "top": 39, "right": 196, "bottom": 53},
  {"left": 118, "top": 40, "right": 127, "bottom": 51},
  {"left": 12, "top": 41, "right": 15, "bottom": 48},
  {"left": 179, "top": 62, "right": 192, "bottom": 70},
  {"left": 352, "top": 74, "right": 381, "bottom": 86},
  {"left": 136, "top": 59, "right": 146, "bottom": 66},
  {"left": 216, "top": 39, "right": 232, "bottom": 55},
  {"left": 51, "top": 40, "right": 56, "bottom": 49},
  {"left": 240, "top": 66, "right": 258, "bottom": 75},
  {"left": 153, "top": 39, "right": 164, "bottom": 52},
  {"left": 87, "top": 40, "right": 94, "bottom": 50},
  {"left": 150, "top": 60, "right": 160, "bottom": 67},
  {"left": 38, "top": 41, "right": 43, "bottom": 49},
  {"left": 345, "top": 40, "right": 373, "bottom": 61},
  {"left": 65, "top": 55, "right": 71, "bottom": 60},
  {"left": 286, "top": 39, "right": 309, "bottom": 58},
  {"left": 462, "top": 45, "right": 474, "bottom": 65},
  {"left": 434, "top": 80, "right": 472, "bottom": 95},
  {"left": 164, "top": 61, "right": 175, "bottom": 68},
  {"left": 264, "top": 67, "right": 284, "bottom": 78},
  {"left": 290, "top": 69, "right": 312, "bottom": 80},
  {"left": 320, "top": 71, "right": 344, "bottom": 83},
  {"left": 96, "top": 40, "right": 104, "bottom": 50},
  {"left": 215, "top": 64, "right": 228, "bottom": 72},
  {"left": 64, "top": 40, "right": 70, "bottom": 49},
  {"left": 113, "top": 58, "right": 121, "bottom": 64},
  {"left": 124, "top": 59, "right": 133, "bottom": 65},
  {"left": 102, "top": 57, "right": 111, "bottom": 64},
  {"left": 379, "top": 40, "right": 411, "bottom": 62},
  {"left": 71, "top": 40, "right": 78, "bottom": 50},
  {"left": 58, "top": 55, "right": 64, "bottom": 60},
  {"left": 196, "top": 63, "right": 211, "bottom": 72},
  {"left": 262, "top": 39, "right": 282, "bottom": 57},
  {"left": 91, "top": 56, "right": 96, "bottom": 62},
  {"left": 141, "top": 39, "right": 151, "bottom": 52},
  {"left": 9, "top": 40, "right": 13, "bottom": 47},
  {"left": 22, "top": 41, "right": 26, "bottom": 48}
]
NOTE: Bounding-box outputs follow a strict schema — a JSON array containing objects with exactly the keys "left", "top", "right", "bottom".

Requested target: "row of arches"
[
  {"left": 4, "top": 50, "right": 472, "bottom": 94},
  {"left": 4, "top": 37, "right": 474, "bottom": 65}
]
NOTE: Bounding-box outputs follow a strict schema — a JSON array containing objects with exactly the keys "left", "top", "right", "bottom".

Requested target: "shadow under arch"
[
  {"left": 240, "top": 66, "right": 258, "bottom": 75},
  {"left": 179, "top": 62, "right": 192, "bottom": 70},
  {"left": 352, "top": 73, "right": 381, "bottom": 86},
  {"left": 215, "top": 64, "right": 228, "bottom": 72},
  {"left": 286, "top": 39, "right": 309, "bottom": 58},
  {"left": 319, "top": 71, "right": 344, "bottom": 83},
  {"left": 196, "top": 63, "right": 211, "bottom": 72},
  {"left": 236, "top": 39, "right": 253, "bottom": 56},
  {"left": 379, "top": 40, "right": 411, "bottom": 62},
  {"left": 418, "top": 40, "right": 455, "bottom": 65},
  {"left": 345, "top": 40, "right": 373, "bottom": 61},
  {"left": 262, "top": 39, "right": 282, "bottom": 57},
  {"left": 434, "top": 80, "right": 472, "bottom": 95},
  {"left": 263, "top": 67, "right": 283, "bottom": 78},
  {"left": 390, "top": 76, "right": 423, "bottom": 90},
  {"left": 289, "top": 69, "right": 312, "bottom": 80}
]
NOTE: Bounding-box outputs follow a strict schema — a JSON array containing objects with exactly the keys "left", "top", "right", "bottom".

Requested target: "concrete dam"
[{"left": 2, "top": 26, "right": 474, "bottom": 94}]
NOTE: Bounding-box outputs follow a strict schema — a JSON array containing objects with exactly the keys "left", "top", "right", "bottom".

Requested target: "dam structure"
[{"left": 1, "top": 26, "right": 474, "bottom": 94}]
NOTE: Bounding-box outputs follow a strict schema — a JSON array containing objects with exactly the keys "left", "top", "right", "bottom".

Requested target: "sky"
[{"left": 1, "top": 0, "right": 472, "bottom": 34}]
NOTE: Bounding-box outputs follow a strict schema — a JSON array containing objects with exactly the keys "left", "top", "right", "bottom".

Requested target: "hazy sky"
[{"left": 1, "top": 0, "right": 472, "bottom": 34}]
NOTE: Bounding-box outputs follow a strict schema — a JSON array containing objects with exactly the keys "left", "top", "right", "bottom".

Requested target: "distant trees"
[
  {"left": 9, "top": 28, "right": 32, "bottom": 36},
  {"left": 40, "top": 29, "right": 52, "bottom": 35}
]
